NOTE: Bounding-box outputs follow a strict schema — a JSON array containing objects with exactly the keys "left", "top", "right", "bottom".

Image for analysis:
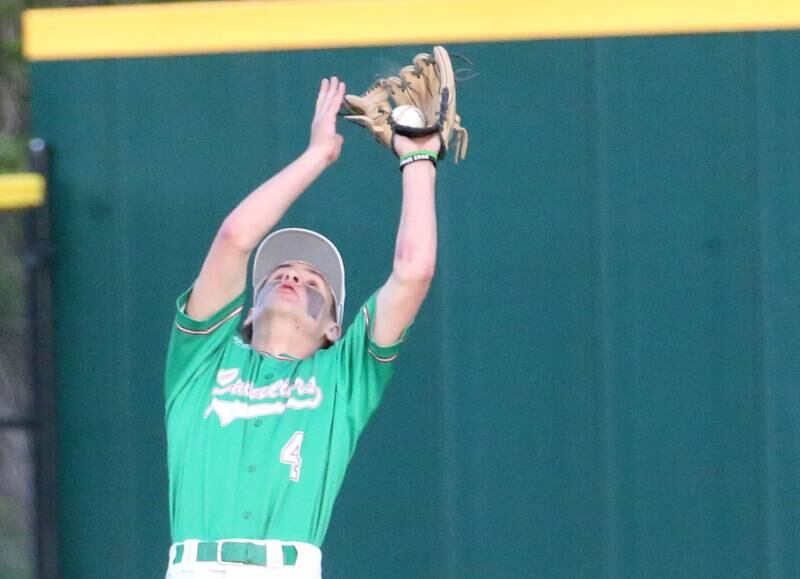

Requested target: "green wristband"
[{"left": 398, "top": 150, "right": 438, "bottom": 171}]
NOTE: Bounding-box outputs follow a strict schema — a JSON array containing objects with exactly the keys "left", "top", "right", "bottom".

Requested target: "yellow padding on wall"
[
  {"left": 22, "top": 0, "right": 800, "bottom": 61},
  {"left": 0, "top": 174, "right": 46, "bottom": 210}
]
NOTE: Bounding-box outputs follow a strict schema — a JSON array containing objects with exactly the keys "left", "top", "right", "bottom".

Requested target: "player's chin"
[{"left": 267, "top": 301, "right": 317, "bottom": 323}]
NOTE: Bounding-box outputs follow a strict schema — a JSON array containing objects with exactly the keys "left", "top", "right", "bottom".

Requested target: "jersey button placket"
[
  {"left": 239, "top": 369, "right": 273, "bottom": 527},
  {"left": 253, "top": 374, "right": 273, "bottom": 428}
]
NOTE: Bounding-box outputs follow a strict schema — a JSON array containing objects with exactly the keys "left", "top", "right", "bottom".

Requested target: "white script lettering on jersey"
[{"left": 203, "top": 368, "right": 323, "bottom": 427}]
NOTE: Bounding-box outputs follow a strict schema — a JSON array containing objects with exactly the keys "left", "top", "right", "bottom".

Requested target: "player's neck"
[{"left": 251, "top": 315, "right": 320, "bottom": 360}]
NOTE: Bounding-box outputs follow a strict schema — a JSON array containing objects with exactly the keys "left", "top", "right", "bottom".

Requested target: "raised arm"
[
  {"left": 372, "top": 134, "right": 440, "bottom": 346},
  {"left": 186, "top": 77, "right": 346, "bottom": 320}
]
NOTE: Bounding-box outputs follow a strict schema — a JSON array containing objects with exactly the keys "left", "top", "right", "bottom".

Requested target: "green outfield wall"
[{"left": 25, "top": 5, "right": 800, "bottom": 578}]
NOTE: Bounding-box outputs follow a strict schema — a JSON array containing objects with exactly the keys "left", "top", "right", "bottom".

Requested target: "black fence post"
[{"left": 25, "top": 138, "right": 59, "bottom": 579}]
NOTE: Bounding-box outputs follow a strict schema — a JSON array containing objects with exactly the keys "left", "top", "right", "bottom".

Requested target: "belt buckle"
[{"left": 216, "top": 541, "right": 245, "bottom": 566}]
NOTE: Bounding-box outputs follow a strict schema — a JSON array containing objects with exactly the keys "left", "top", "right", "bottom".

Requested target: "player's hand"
[
  {"left": 393, "top": 132, "right": 442, "bottom": 159},
  {"left": 308, "top": 77, "right": 346, "bottom": 166}
]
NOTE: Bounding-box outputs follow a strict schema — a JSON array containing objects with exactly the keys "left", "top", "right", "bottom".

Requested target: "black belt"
[{"left": 173, "top": 541, "right": 298, "bottom": 566}]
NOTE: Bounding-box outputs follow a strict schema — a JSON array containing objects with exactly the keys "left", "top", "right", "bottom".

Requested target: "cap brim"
[{"left": 252, "top": 228, "right": 345, "bottom": 324}]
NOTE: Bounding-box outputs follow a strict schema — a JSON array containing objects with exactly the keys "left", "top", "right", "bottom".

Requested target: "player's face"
[{"left": 253, "top": 262, "right": 336, "bottom": 331}]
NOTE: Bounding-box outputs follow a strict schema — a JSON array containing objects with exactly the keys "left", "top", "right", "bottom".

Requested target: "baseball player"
[{"left": 163, "top": 75, "right": 440, "bottom": 578}]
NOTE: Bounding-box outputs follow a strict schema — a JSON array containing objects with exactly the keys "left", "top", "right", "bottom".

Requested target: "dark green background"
[{"left": 30, "top": 33, "right": 800, "bottom": 578}]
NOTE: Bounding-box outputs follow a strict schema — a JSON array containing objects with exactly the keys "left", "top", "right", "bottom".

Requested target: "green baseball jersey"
[{"left": 164, "top": 287, "right": 405, "bottom": 546}]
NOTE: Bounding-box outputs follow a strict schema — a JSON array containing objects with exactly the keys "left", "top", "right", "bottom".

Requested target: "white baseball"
[{"left": 391, "top": 105, "right": 426, "bottom": 128}]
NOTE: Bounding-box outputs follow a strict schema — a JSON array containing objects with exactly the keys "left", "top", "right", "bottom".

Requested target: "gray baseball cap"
[{"left": 252, "top": 228, "right": 346, "bottom": 325}]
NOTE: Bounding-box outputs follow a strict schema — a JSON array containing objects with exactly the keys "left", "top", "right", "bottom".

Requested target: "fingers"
[
  {"left": 315, "top": 78, "right": 329, "bottom": 111},
  {"left": 322, "top": 76, "right": 345, "bottom": 114},
  {"left": 336, "top": 78, "right": 346, "bottom": 106},
  {"left": 321, "top": 77, "right": 337, "bottom": 113},
  {"left": 316, "top": 76, "right": 346, "bottom": 118}
]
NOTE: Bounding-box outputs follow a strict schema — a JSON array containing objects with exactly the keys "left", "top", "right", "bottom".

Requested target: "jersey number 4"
[{"left": 280, "top": 431, "right": 304, "bottom": 482}]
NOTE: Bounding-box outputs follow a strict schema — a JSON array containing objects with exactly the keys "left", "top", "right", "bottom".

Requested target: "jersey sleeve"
[
  {"left": 333, "top": 290, "right": 410, "bottom": 431},
  {"left": 164, "top": 286, "right": 246, "bottom": 404}
]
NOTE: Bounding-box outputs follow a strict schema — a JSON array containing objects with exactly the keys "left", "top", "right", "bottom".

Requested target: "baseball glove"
[{"left": 342, "top": 45, "right": 469, "bottom": 162}]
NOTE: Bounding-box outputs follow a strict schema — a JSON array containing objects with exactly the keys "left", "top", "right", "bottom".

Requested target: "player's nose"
[{"left": 281, "top": 271, "right": 301, "bottom": 285}]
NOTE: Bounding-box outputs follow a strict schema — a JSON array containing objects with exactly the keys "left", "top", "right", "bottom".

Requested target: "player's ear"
[{"left": 324, "top": 322, "right": 341, "bottom": 343}]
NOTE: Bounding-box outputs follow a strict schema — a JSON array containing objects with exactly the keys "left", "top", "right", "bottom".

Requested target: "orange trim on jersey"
[
  {"left": 362, "top": 304, "right": 399, "bottom": 363},
  {"left": 261, "top": 351, "right": 297, "bottom": 362},
  {"left": 368, "top": 348, "right": 398, "bottom": 363},
  {"left": 362, "top": 305, "right": 371, "bottom": 329},
  {"left": 175, "top": 306, "right": 243, "bottom": 336}
]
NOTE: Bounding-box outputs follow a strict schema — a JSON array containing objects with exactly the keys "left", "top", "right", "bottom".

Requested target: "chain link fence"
[{"left": 0, "top": 212, "right": 33, "bottom": 579}]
